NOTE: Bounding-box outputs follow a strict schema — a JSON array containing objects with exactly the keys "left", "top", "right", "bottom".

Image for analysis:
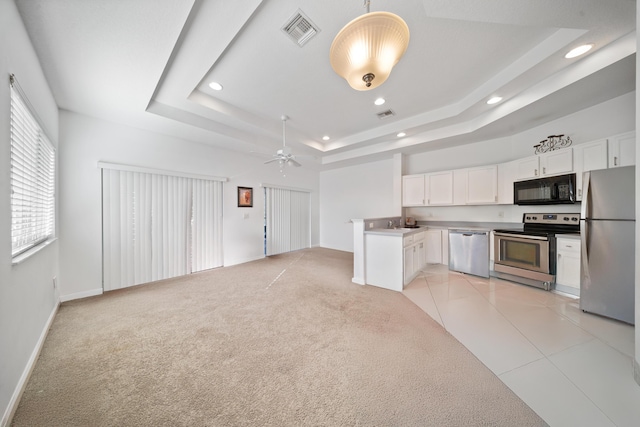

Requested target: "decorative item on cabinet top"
[{"left": 534, "top": 134, "right": 572, "bottom": 154}]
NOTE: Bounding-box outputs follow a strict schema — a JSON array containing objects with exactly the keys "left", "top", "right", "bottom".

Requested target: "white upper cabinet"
[
  {"left": 466, "top": 165, "right": 498, "bottom": 204},
  {"left": 426, "top": 171, "right": 453, "bottom": 205},
  {"left": 453, "top": 169, "right": 467, "bottom": 205},
  {"left": 574, "top": 139, "right": 608, "bottom": 200},
  {"left": 497, "top": 161, "right": 516, "bottom": 204},
  {"left": 402, "top": 174, "right": 426, "bottom": 206},
  {"left": 516, "top": 155, "right": 541, "bottom": 180},
  {"left": 540, "top": 148, "right": 573, "bottom": 176},
  {"left": 515, "top": 148, "right": 573, "bottom": 180},
  {"left": 608, "top": 131, "right": 636, "bottom": 168}
]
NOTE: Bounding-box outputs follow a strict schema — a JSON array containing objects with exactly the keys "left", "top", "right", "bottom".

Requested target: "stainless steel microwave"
[{"left": 513, "top": 173, "right": 576, "bottom": 205}]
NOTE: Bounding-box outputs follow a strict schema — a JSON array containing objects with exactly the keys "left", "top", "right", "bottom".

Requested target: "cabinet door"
[
  {"left": 515, "top": 156, "right": 540, "bottom": 180},
  {"left": 609, "top": 131, "right": 636, "bottom": 168},
  {"left": 440, "top": 229, "right": 449, "bottom": 266},
  {"left": 404, "top": 245, "right": 415, "bottom": 283},
  {"left": 574, "top": 139, "right": 608, "bottom": 200},
  {"left": 453, "top": 169, "right": 467, "bottom": 205},
  {"left": 540, "top": 148, "right": 573, "bottom": 176},
  {"left": 425, "top": 229, "right": 442, "bottom": 264},
  {"left": 402, "top": 174, "right": 426, "bottom": 206},
  {"left": 466, "top": 165, "right": 498, "bottom": 204},
  {"left": 556, "top": 238, "right": 581, "bottom": 291},
  {"left": 427, "top": 171, "right": 453, "bottom": 205},
  {"left": 497, "top": 161, "right": 516, "bottom": 204},
  {"left": 414, "top": 242, "right": 425, "bottom": 272}
]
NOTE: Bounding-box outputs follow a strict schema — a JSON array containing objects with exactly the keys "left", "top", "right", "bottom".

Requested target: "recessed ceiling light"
[
  {"left": 374, "top": 98, "right": 386, "bottom": 106},
  {"left": 565, "top": 44, "right": 593, "bottom": 59},
  {"left": 487, "top": 96, "right": 502, "bottom": 105},
  {"left": 397, "top": 132, "right": 406, "bottom": 137},
  {"left": 322, "top": 136, "right": 330, "bottom": 141},
  {"left": 208, "top": 81, "right": 223, "bottom": 91}
]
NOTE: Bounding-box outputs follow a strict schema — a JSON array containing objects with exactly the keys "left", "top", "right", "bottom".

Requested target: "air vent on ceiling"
[
  {"left": 282, "top": 9, "right": 320, "bottom": 47},
  {"left": 377, "top": 109, "right": 396, "bottom": 119}
]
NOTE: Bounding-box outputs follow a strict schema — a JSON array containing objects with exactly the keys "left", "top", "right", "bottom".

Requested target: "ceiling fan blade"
[
  {"left": 287, "top": 158, "right": 301, "bottom": 167},
  {"left": 264, "top": 158, "right": 282, "bottom": 164}
]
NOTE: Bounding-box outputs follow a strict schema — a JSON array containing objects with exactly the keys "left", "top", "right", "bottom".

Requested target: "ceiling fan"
[{"left": 264, "top": 115, "right": 301, "bottom": 168}]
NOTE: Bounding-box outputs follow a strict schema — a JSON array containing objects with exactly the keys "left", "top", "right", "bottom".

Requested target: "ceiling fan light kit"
[
  {"left": 264, "top": 115, "right": 301, "bottom": 172},
  {"left": 330, "top": 1, "right": 410, "bottom": 91}
]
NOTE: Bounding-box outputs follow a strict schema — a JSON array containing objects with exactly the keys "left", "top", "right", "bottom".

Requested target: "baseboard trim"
[
  {"left": 60, "top": 287, "right": 103, "bottom": 302},
  {"left": 1, "top": 301, "right": 59, "bottom": 427}
]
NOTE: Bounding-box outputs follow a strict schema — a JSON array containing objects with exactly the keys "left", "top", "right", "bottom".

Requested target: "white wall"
[
  {"left": 319, "top": 159, "right": 395, "bottom": 252},
  {"left": 635, "top": 0, "right": 640, "bottom": 386},
  {"left": 0, "top": 1, "right": 60, "bottom": 424},
  {"left": 58, "top": 111, "right": 320, "bottom": 300}
]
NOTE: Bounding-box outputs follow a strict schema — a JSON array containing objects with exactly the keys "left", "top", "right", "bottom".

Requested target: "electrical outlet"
[{"left": 369, "top": 222, "right": 374, "bottom": 228}]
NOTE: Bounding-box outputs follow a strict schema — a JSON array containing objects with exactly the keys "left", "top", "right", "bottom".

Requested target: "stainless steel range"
[{"left": 493, "top": 213, "right": 580, "bottom": 290}]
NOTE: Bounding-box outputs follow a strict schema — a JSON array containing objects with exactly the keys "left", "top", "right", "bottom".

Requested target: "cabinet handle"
[
  {"left": 543, "top": 167, "right": 546, "bottom": 174},
  {"left": 494, "top": 195, "right": 497, "bottom": 202},
  {"left": 614, "top": 156, "right": 618, "bottom": 166},
  {"left": 427, "top": 199, "right": 430, "bottom": 204},
  {"left": 558, "top": 253, "right": 562, "bottom": 258},
  {"left": 566, "top": 245, "right": 573, "bottom": 248},
  {"left": 535, "top": 169, "right": 538, "bottom": 176},
  {"left": 578, "top": 189, "right": 582, "bottom": 197}
]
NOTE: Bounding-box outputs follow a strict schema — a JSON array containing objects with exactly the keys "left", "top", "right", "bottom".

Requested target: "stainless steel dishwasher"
[{"left": 448, "top": 229, "right": 490, "bottom": 278}]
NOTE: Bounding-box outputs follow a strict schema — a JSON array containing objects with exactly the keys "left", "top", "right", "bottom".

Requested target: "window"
[{"left": 10, "top": 80, "right": 56, "bottom": 258}]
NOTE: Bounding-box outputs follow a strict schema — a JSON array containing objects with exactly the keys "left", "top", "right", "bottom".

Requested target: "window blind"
[
  {"left": 10, "top": 83, "right": 56, "bottom": 257},
  {"left": 264, "top": 186, "right": 310, "bottom": 256},
  {"left": 102, "top": 167, "right": 223, "bottom": 291}
]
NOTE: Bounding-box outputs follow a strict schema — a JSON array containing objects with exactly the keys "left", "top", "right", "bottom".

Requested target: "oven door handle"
[{"left": 494, "top": 232, "right": 548, "bottom": 241}]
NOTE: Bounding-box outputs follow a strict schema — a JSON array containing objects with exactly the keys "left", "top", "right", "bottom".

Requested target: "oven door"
[{"left": 494, "top": 232, "right": 550, "bottom": 274}]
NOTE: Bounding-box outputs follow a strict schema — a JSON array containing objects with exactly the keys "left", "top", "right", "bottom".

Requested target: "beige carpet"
[{"left": 12, "top": 248, "right": 546, "bottom": 426}]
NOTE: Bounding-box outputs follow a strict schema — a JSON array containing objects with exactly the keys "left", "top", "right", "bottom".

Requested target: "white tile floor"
[{"left": 403, "top": 264, "right": 639, "bottom": 427}]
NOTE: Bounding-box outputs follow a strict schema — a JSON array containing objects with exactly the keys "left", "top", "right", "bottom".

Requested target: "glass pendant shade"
[{"left": 330, "top": 11, "right": 409, "bottom": 91}]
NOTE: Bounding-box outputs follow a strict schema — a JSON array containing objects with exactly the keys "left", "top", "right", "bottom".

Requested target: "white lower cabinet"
[
  {"left": 404, "top": 231, "right": 425, "bottom": 285},
  {"left": 423, "top": 228, "right": 449, "bottom": 265},
  {"left": 555, "top": 237, "right": 581, "bottom": 296}
]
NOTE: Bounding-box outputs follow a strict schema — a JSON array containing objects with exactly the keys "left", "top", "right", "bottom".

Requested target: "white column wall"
[
  {"left": 0, "top": 1, "right": 60, "bottom": 424},
  {"left": 319, "top": 159, "right": 395, "bottom": 252},
  {"left": 58, "top": 111, "right": 319, "bottom": 301}
]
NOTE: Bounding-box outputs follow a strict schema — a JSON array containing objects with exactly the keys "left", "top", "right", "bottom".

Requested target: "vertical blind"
[
  {"left": 264, "top": 186, "right": 310, "bottom": 256},
  {"left": 9, "top": 83, "right": 56, "bottom": 257},
  {"left": 102, "top": 167, "right": 223, "bottom": 291}
]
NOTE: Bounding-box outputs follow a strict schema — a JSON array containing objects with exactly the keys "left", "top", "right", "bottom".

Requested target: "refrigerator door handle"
[
  {"left": 580, "top": 220, "right": 591, "bottom": 284},
  {"left": 580, "top": 171, "right": 591, "bottom": 220}
]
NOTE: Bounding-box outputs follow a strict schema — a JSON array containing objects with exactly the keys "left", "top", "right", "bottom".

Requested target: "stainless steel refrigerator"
[{"left": 580, "top": 165, "right": 635, "bottom": 324}]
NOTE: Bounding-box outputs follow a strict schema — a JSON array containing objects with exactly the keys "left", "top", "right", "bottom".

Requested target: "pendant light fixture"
[{"left": 330, "top": 0, "right": 410, "bottom": 91}]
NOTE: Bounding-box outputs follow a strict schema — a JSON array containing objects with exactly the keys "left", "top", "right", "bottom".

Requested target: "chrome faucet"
[{"left": 388, "top": 220, "right": 394, "bottom": 228}]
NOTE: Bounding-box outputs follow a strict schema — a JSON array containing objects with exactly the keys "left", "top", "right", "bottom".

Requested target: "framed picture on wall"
[{"left": 238, "top": 186, "right": 253, "bottom": 207}]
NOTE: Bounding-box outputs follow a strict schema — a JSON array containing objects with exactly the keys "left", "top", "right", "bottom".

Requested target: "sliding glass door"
[
  {"left": 101, "top": 166, "right": 223, "bottom": 291},
  {"left": 264, "top": 186, "right": 310, "bottom": 256}
]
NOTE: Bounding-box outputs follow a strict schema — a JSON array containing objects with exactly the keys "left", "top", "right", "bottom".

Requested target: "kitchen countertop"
[
  {"left": 364, "top": 226, "right": 427, "bottom": 236},
  {"left": 416, "top": 221, "right": 523, "bottom": 231}
]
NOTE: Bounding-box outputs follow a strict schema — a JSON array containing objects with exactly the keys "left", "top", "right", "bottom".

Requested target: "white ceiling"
[{"left": 15, "top": 0, "right": 637, "bottom": 170}]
